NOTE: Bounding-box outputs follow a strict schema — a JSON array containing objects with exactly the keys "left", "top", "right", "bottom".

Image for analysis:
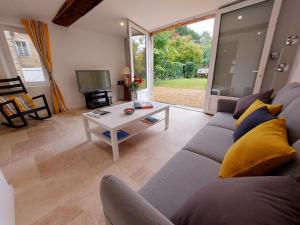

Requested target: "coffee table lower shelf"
[
  {"left": 84, "top": 118, "right": 167, "bottom": 161},
  {"left": 87, "top": 119, "right": 163, "bottom": 145}
]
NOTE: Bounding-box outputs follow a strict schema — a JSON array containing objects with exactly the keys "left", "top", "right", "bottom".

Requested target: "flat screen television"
[{"left": 76, "top": 70, "right": 111, "bottom": 93}]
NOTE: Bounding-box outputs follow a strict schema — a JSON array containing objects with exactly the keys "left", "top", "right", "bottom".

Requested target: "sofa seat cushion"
[
  {"left": 183, "top": 125, "right": 234, "bottom": 163},
  {"left": 171, "top": 176, "right": 300, "bottom": 225},
  {"left": 208, "top": 112, "right": 236, "bottom": 130},
  {"left": 138, "top": 150, "right": 220, "bottom": 219}
]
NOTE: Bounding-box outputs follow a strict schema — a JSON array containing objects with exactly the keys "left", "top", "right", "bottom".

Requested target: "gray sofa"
[{"left": 100, "top": 83, "right": 300, "bottom": 225}]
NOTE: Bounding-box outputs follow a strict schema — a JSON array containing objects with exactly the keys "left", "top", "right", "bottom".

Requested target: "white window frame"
[{"left": 0, "top": 24, "right": 49, "bottom": 87}]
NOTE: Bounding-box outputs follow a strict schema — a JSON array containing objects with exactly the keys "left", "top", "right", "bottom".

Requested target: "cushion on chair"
[
  {"left": 0, "top": 96, "right": 17, "bottom": 116},
  {"left": 233, "top": 89, "right": 273, "bottom": 119},
  {"left": 220, "top": 118, "right": 296, "bottom": 178},
  {"left": 0, "top": 94, "right": 36, "bottom": 116},
  {"left": 10, "top": 94, "right": 37, "bottom": 112}
]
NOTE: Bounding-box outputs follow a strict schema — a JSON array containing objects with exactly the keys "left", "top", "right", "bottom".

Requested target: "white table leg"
[
  {"left": 110, "top": 129, "right": 120, "bottom": 161},
  {"left": 165, "top": 106, "right": 169, "bottom": 130},
  {"left": 83, "top": 117, "right": 92, "bottom": 141}
]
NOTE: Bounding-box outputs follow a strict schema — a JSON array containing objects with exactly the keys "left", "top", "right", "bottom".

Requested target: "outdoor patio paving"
[{"left": 153, "top": 86, "right": 206, "bottom": 109}]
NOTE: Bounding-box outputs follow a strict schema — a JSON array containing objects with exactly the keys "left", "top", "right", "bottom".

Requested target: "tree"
[
  {"left": 175, "top": 26, "right": 201, "bottom": 43},
  {"left": 199, "top": 31, "right": 212, "bottom": 45},
  {"left": 153, "top": 26, "right": 212, "bottom": 80},
  {"left": 199, "top": 31, "right": 212, "bottom": 67},
  {"left": 168, "top": 35, "right": 203, "bottom": 66}
]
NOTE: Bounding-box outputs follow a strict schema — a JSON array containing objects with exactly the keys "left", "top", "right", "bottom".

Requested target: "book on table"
[
  {"left": 87, "top": 109, "right": 111, "bottom": 118},
  {"left": 142, "top": 116, "right": 159, "bottom": 124},
  {"left": 102, "top": 130, "right": 129, "bottom": 140},
  {"left": 134, "top": 101, "right": 153, "bottom": 109}
]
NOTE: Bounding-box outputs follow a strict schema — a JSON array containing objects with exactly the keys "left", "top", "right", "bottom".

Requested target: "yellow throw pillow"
[
  {"left": 235, "top": 99, "right": 282, "bottom": 127},
  {"left": 220, "top": 118, "right": 295, "bottom": 178}
]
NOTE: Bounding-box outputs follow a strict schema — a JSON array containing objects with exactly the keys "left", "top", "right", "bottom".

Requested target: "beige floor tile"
[{"left": 0, "top": 106, "right": 211, "bottom": 225}]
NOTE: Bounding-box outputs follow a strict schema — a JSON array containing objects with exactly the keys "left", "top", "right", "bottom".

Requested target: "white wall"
[
  {"left": 50, "top": 24, "right": 125, "bottom": 109},
  {"left": 261, "top": 0, "right": 300, "bottom": 91},
  {"left": 0, "top": 21, "right": 126, "bottom": 109},
  {"left": 288, "top": 45, "right": 300, "bottom": 83}
]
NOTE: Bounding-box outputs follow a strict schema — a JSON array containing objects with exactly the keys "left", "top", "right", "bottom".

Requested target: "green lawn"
[{"left": 155, "top": 78, "right": 208, "bottom": 90}]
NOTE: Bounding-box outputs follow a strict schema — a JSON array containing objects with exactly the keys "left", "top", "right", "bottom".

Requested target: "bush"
[
  {"left": 184, "top": 62, "right": 198, "bottom": 78},
  {"left": 154, "top": 61, "right": 184, "bottom": 80},
  {"left": 172, "top": 62, "right": 184, "bottom": 78}
]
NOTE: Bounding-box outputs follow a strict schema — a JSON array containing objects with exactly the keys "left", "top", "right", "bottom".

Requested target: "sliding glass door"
[
  {"left": 204, "top": 0, "right": 282, "bottom": 114},
  {"left": 128, "top": 21, "right": 152, "bottom": 101}
]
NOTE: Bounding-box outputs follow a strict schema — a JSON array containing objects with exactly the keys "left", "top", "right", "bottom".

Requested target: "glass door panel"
[
  {"left": 128, "top": 21, "right": 152, "bottom": 101},
  {"left": 131, "top": 28, "right": 147, "bottom": 90},
  {"left": 212, "top": 0, "right": 274, "bottom": 98},
  {"left": 204, "top": 0, "right": 282, "bottom": 114}
]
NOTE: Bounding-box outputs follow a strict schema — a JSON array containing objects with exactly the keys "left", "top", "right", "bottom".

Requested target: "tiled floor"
[{"left": 0, "top": 107, "right": 211, "bottom": 225}]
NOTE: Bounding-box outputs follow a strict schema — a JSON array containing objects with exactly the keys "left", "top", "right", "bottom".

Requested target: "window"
[
  {"left": 15, "top": 41, "right": 29, "bottom": 56},
  {"left": 3, "top": 30, "right": 47, "bottom": 84}
]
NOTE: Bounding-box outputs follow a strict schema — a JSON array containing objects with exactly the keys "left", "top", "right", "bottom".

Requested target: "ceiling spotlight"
[
  {"left": 257, "top": 31, "right": 262, "bottom": 35},
  {"left": 237, "top": 15, "right": 243, "bottom": 20},
  {"left": 120, "top": 22, "right": 125, "bottom": 27}
]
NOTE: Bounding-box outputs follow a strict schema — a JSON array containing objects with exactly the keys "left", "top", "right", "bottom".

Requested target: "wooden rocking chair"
[{"left": 0, "top": 76, "right": 52, "bottom": 128}]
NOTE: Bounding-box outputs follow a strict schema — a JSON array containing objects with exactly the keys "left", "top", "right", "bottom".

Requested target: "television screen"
[{"left": 76, "top": 70, "right": 111, "bottom": 93}]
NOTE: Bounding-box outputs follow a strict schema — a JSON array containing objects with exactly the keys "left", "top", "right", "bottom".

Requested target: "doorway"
[{"left": 152, "top": 18, "right": 215, "bottom": 109}]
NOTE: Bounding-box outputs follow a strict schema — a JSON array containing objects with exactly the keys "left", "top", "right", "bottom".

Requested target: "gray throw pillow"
[
  {"left": 171, "top": 176, "right": 300, "bottom": 225},
  {"left": 233, "top": 89, "right": 273, "bottom": 119}
]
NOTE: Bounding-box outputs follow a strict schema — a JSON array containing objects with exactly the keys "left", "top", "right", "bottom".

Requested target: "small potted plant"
[{"left": 128, "top": 76, "right": 143, "bottom": 101}]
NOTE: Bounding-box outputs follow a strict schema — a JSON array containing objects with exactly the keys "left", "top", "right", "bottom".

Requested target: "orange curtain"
[{"left": 20, "top": 18, "right": 67, "bottom": 113}]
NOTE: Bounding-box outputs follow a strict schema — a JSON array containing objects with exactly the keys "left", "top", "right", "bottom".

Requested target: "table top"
[{"left": 82, "top": 101, "right": 169, "bottom": 130}]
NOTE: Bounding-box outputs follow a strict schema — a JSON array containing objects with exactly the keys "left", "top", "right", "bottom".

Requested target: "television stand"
[{"left": 84, "top": 91, "right": 112, "bottom": 109}]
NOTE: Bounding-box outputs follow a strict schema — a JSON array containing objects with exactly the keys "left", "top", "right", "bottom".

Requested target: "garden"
[{"left": 152, "top": 25, "right": 212, "bottom": 108}]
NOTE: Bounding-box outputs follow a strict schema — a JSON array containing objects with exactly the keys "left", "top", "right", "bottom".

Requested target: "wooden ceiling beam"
[
  {"left": 150, "top": 14, "right": 215, "bottom": 36},
  {"left": 52, "top": 0, "right": 104, "bottom": 27}
]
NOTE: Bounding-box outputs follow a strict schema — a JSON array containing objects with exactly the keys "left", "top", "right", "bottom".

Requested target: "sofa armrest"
[
  {"left": 100, "top": 175, "right": 173, "bottom": 225},
  {"left": 217, "top": 99, "right": 237, "bottom": 114}
]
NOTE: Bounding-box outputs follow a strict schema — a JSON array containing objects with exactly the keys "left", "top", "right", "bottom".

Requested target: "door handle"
[{"left": 252, "top": 70, "right": 259, "bottom": 73}]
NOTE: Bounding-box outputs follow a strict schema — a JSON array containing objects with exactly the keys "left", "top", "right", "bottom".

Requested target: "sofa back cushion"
[
  {"left": 272, "top": 82, "right": 300, "bottom": 110},
  {"left": 272, "top": 82, "right": 300, "bottom": 145},
  {"left": 276, "top": 140, "right": 300, "bottom": 176},
  {"left": 279, "top": 96, "right": 300, "bottom": 144}
]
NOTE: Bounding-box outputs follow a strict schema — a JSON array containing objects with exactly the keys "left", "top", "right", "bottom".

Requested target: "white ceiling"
[{"left": 0, "top": 0, "right": 237, "bottom": 37}]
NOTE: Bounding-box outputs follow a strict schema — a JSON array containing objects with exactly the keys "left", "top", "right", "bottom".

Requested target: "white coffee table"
[{"left": 82, "top": 102, "right": 170, "bottom": 161}]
